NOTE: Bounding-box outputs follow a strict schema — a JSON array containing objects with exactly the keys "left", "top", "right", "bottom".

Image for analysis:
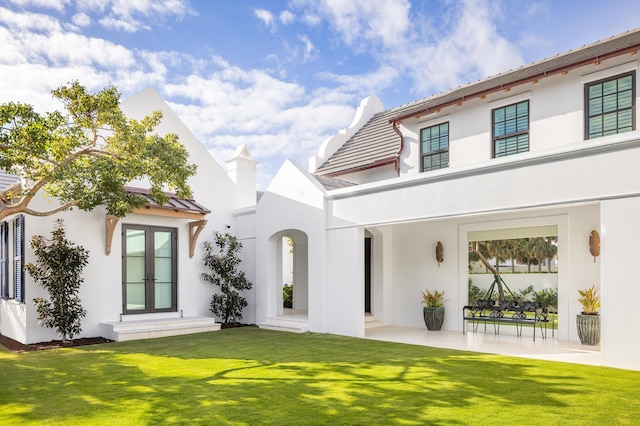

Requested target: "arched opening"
[{"left": 269, "top": 229, "right": 309, "bottom": 322}]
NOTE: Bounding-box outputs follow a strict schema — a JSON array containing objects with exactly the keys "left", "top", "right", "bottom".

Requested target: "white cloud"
[
  {"left": 76, "top": 0, "right": 193, "bottom": 33},
  {"left": 279, "top": 10, "right": 295, "bottom": 25},
  {"left": 0, "top": 6, "right": 62, "bottom": 32},
  {"left": 254, "top": 8, "right": 276, "bottom": 31},
  {"left": 6, "top": 0, "right": 69, "bottom": 12},
  {"left": 299, "top": 34, "right": 315, "bottom": 62},
  {"left": 71, "top": 12, "right": 91, "bottom": 27}
]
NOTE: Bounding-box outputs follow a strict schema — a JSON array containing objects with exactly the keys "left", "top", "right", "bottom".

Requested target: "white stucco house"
[
  {"left": 0, "top": 87, "right": 258, "bottom": 343},
  {"left": 249, "top": 28, "right": 640, "bottom": 371},
  {"left": 3, "top": 27, "right": 640, "bottom": 372}
]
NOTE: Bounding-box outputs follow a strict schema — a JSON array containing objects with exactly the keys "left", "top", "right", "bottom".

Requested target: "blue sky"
[{"left": 1, "top": 0, "right": 639, "bottom": 189}]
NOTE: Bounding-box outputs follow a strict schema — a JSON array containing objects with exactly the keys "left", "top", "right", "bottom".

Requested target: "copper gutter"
[{"left": 391, "top": 44, "right": 640, "bottom": 123}]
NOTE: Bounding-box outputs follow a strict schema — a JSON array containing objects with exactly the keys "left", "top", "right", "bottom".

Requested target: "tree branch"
[{"left": 23, "top": 201, "right": 76, "bottom": 217}]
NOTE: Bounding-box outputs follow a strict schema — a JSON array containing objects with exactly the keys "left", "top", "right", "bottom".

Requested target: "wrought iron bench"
[{"left": 462, "top": 299, "right": 554, "bottom": 341}]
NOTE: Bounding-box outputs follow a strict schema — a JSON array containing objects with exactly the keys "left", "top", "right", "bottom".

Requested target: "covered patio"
[{"left": 365, "top": 326, "right": 601, "bottom": 367}]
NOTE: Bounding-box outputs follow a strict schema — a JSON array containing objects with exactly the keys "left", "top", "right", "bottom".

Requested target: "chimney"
[{"left": 226, "top": 144, "right": 257, "bottom": 208}]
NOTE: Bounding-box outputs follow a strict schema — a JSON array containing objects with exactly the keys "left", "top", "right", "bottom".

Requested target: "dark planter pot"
[
  {"left": 423, "top": 306, "right": 445, "bottom": 331},
  {"left": 576, "top": 314, "right": 600, "bottom": 346}
]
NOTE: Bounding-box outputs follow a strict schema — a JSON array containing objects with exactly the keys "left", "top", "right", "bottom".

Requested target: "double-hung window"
[
  {"left": 492, "top": 100, "right": 529, "bottom": 157},
  {"left": 122, "top": 224, "right": 177, "bottom": 314},
  {"left": 420, "top": 122, "right": 449, "bottom": 172},
  {"left": 585, "top": 72, "right": 635, "bottom": 139}
]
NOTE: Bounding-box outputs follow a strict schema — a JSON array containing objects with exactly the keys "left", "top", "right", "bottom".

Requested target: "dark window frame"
[
  {"left": 584, "top": 71, "right": 636, "bottom": 140},
  {"left": 122, "top": 224, "right": 178, "bottom": 314},
  {"left": 420, "top": 121, "right": 450, "bottom": 172},
  {"left": 492, "top": 100, "right": 530, "bottom": 158}
]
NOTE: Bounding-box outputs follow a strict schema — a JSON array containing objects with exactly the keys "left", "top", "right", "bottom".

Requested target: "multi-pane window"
[
  {"left": 13, "top": 215, "right": 24, "bottom": 302},
  {"left": 585, "top": 72, "right": 635, "bottom": 139},
  {"left": 493, "top": 100, "right": 529, "bottom": 157},
  {"left": 420, "top": 122, "right": 449, "bottom": 172},
  {"left": 0, "top": 221, "right": 8, "bottom": 298},
  {"left": 122, "top": 224, "right": 177, "bottom": 314}
]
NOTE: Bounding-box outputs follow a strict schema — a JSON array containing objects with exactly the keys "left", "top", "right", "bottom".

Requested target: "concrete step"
[
  {"left": 100, "top": 316, "right": 221, "bottom": 342},
  {"left": 258, "top": 317, "right": 309, "bottom": 333},
  {"left": 365, "top": 316, "right": 383, "bottom": 329}
]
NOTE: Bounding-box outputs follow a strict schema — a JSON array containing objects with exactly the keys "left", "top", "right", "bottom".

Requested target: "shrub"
[
  {"left": 25, "top": 219, "right": 89, "bottom": 342},
  {"left": 283, "top": 284, "right": 293, "bottom": 308},
  {"left": 202, "top": 232, "right": 253, "bottom": 324}
]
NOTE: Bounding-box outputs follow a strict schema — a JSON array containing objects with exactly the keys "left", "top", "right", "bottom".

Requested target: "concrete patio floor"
[{"left": 364, "top": 326, "right": 602, "bottom": 367}]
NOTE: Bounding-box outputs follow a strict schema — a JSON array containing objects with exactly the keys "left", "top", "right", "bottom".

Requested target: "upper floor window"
[
  {"left": 492, "top": 100, "right": 529, "bottom": 158},
  {"left": 585, "top": 72, "right": 635, "bottom": 139},
  {"left": 420, "top": 122, "right": 449, "bottom": 172}
]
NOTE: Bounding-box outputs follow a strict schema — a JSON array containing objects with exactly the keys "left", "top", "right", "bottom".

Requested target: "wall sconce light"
[
  {"left": 436, "top": 241, "right": 444, "bottom": 266},
  {"left": 589, "top": 230, "right": 600, "bottom": 262}
]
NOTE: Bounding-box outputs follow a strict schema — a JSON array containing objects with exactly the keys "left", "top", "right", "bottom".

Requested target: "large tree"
[{"left": 0, "top": 82, "right": 196, "bottom": 220}]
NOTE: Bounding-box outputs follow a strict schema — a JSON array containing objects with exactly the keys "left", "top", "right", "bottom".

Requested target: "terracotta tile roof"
[
  {"left": 315, "top": 27, "right": 640, "bottom": 178},
  {"left": 124, "top": 186, "right": 211, "bottom": 214}
]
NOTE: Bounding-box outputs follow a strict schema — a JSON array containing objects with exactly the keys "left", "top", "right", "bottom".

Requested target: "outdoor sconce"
[
  {"left": 589, "top": 230, "right": 600, "bottom": 262},
  {"left": 436, "top": 241, "right": 444, "bottom": 266}
]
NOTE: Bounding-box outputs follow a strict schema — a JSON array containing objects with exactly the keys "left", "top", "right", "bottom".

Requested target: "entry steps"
[
  {"left": 100, "top": 316, "right": 221, "bottom": 342},
  {"left": 365, "top": 315, "right": 383, "bottom": 329},
  {"left": 258, "top": 316, "right": 309, "bottom": 333}
]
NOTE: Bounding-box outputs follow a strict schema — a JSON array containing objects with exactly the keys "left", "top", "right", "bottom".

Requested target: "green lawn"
[{"left": 1, "top": 327, "right": 639, "bottom": 425}]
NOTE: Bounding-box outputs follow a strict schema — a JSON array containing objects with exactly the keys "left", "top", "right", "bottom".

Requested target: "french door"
[{"left": 123, "top": 225, "right": 177, "bottom": 313}]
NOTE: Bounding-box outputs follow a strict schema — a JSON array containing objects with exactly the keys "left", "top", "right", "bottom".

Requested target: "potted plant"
[
  {"left": 421, "top": 289, "right": 446, "bottom": 331},
  {"left": 576, "top": 284, "right": 600, "bottom": 345}
]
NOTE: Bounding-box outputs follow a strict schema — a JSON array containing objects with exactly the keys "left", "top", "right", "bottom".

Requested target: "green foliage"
[
  {"left": 283, "top": 284, "right": 293, "bottom": 308},
  {"left": 24, "top": 219, "right": 89, "bottom": 342},
  {"left": 0, "top": 81, "right": 196, "bottom": 220},
  {"left": 578, "top": 285, "right": 601, "bottom": 315},
  {"left": 421, "top": 289, "right": 446, "bottom": 307},
  {"left": 468, "top": 279, "right": 483, "bottom": 305},
  {"left": 202, "top": 232, "right": 253, "bottom": 324},
  {"left": 513, "top": 285, "right": 558, "bottom": 309}
]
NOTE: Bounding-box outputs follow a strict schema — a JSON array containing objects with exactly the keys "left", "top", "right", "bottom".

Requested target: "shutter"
[
  {"left": 13, "top": 215, "right": 24, "bottom": 302},
  {"left": 0, "top": 222, "right": 7, "bottom": 298}
]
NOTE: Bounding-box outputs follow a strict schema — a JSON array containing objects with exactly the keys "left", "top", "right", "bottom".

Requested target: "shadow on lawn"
[{"left": 0, "top": 328, "right": 631, "bottom": 425}]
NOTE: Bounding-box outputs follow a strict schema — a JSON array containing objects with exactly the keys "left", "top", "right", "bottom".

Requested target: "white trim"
[{"left": 580, "top": 60, "right": 638, "bottom": 84}]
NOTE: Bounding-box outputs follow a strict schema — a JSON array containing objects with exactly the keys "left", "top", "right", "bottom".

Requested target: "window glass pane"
[
  {"left": 517, "top": 115, "right": 528, "bottom": 132},
  {"left": 603, "top": 112, "right": 617, "bottom": 132},
  {"left": 155, "top": 257, "right": 172, "bottom": 283},
  {"left": 602, "top": 93, "right": 617, "bottom": 113},
  {"left": 589, "top": 83, "right": 602, "bottom": 99},
  {"left": 126, "top": 257, "right": 145, "bottom": 283},
  {"left": 602, "top": 80, "right": 617, "bottom": 95},
  {"left": 154, "top": 231, "right": 172, "bottom": 257},
  {"left": 589, "top": 98, "right": 602, "bottom": 116},
  {"left": 618, "top": 90, "right": 632, "bottom": 109},
  {"left": 504, "top": 105, "right": 517, "bottom": 121},
  {"left": 126, "top": 230, "right": 145, "bottom": 256},
  {"left": 155, "top": 283, "right": 172, "bottom": 309},
  {"left": 494, "top": 108, "right": 504, "bottom": 122},
  {"left": 618, "top": 110, "right": 633, "bottom": 130},
  {"left": 618, "top": 75, "right": 633, "bottom": 91},
  {"left": 589, "top": 116, "right": 603, "bottom": 138},
  {"left": 126, "top": 283, "right": 145, "bottom": 310},
  {"left": 494, "top": 122, "right": 505, "bottom": 137}
]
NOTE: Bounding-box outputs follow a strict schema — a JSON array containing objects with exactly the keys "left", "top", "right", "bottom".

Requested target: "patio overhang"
[{"left": 105, "top": 187, "right": 211, "bottom": 258}]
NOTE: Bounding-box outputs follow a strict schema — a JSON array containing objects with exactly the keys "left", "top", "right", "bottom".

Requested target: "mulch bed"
[
  {"left": 0, "top": 334, "right": 113, "bottom": 353},
  {"left": 0, "top": 323, "right": 250, "bottom": 352}
]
